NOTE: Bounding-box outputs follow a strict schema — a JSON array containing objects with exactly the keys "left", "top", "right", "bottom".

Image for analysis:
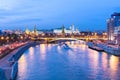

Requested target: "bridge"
[
  {"left": 33, "top": 38, "right": 86, "bottom": 44},
  {"left": 32, "top": 37, "right": 107, "bottom": 42},
  {"left": 32, "top": 37, "right": 107, "bottom": 43},
  {"left": 46, "top": 38, "right": 78, "bottom": 43}
]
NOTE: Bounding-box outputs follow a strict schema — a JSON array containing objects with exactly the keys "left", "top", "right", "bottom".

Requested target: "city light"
[{"left": 0, "top": 1, "right": 119, "bottom": 80}]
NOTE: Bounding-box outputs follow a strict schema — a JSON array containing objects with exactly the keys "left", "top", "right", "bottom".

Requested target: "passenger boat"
[{"left": 87, "top": 42, "right": 104, "bottom": 52}]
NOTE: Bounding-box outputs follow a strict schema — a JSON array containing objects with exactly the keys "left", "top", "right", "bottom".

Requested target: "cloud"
[
  {"left": 0, "top": 0, "right": 22, "bottom": 10},
  {"left": 10, "top": 18, "right": 42, "bottom": 24},
  {"left": 0, "top": 0, "right": 120, "bottom": 30}
]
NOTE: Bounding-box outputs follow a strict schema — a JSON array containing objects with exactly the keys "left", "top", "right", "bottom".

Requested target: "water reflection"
[
  {"left": 17, "top": 41, "right": 120, "bottom": 80},
  {"left": 47, "top": 44, "right": 52, "bottom": 50},
  {"left": 101, "top": 52, "right": 108, "bottom": 70},
  {"left": 40, "top": 44, "right": 46, "bottom": 60},
  {"left": 17, "top": 54, "right": 27, "bottom": 80},
  {"left": 57, "top": 45, "right": 62, "bottom": 53},
  {"left": 29, "top": 47, "right": 34, "bottom": 60},
  {"left": 109, "top": 55, "right": 119, "bottom": 79},
  {"left": 110, "top": 55, "right": 119, "bottom": 71}
]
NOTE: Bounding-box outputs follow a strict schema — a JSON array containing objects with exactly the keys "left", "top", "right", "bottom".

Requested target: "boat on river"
[
  {"left": 87, "top": 42, "right": 104, "bottom": 52},
  {"left": 59, "top": 43, "right": 71, "bottom": 50},
  {"left": 87, "top": 42, "right": 120, "bottom": 56}
]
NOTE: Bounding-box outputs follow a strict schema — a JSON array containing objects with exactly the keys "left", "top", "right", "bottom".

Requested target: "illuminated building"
[
  {"left": 3, "top": 30, "right": 13, "bottom": 34},
  {"left": 53, "top": 24, "right": 79, "bottom": 34},
  {"left": 25, "top": 27, "right": 30, "bottom": 35},
  {"left": 53, "top": 27, "right": 72, "bottom": 34},
  {"left": 14, "top": 30, "right": 23, "bottom": 35},
  {"left": 107, "top": 18, "right": 114, "bottom": 40},
  {"left": 107, "top": 12, "right": 120, "bottom": 44}
]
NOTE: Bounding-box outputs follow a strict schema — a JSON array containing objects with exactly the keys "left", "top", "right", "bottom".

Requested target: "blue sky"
[{"left": 0, "top": 0, "right": 120, "bottom": 31}]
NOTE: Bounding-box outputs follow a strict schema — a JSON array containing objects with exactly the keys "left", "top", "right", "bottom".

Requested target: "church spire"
[
  {"left": 25, "top": 25, "right": 30, "bottom": 34},
  {"left": 33, "top": 25, "right": 38, "bottom": 36},
  {"left": 62, "top": 25, "right": 65, "bottom": 34},
  {"left": 34, "top": 25, "right": 37, "bottom": 33}
]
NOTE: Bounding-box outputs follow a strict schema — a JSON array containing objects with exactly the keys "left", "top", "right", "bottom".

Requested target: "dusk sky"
[{"left": 0, "top": 0, "right": 120, "bottom": 31}]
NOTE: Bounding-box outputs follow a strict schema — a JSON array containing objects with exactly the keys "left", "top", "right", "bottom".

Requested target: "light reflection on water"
[
  {"left": 40, "top": 44, "right": 46, "bottom": 60},
  {"left": 16, "top": 41, "right": 120, "bottom": 80}
]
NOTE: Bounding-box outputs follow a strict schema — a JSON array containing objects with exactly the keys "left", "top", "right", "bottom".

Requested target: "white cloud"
[
  {"left": 0, "top": 0, "right": 25, "bottom": 10},
  {"left": 0, "top": 0, "right": 14, "bottom": 10},
  {"left": 0, "top": 0, "right": 120, "bottom": 30}
]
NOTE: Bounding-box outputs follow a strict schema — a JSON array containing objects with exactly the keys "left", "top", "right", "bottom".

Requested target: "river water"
[{"left": 16, "top": 41, "right": 120, "bottom": 80}]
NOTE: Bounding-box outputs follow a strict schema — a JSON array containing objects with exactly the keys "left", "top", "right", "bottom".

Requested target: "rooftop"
[{"left": 111, "top": 12, "right": 120, "bottom": 17}]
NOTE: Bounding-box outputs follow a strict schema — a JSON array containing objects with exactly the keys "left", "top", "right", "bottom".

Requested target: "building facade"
[
  {"left": 53, "top": 24, "right": 79, "bottom": 34},
  {"left": 107, "top": 12, "right": 120, "bottom": 44},
  {"left": 107, "top": 18, "right": 114, "bottom": 40}
]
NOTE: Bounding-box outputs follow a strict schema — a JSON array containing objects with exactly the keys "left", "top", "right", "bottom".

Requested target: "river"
[{"left": 16, "top": 41, "right": 120, "bottom": 80}]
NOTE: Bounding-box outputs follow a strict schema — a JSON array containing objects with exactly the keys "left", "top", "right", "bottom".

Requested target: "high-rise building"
[
  {"left": 107, "top": 18, "right": 114, "bottom": 40},
  {"left": 107, "top": 12, "right": 120, "bottom": 44}
]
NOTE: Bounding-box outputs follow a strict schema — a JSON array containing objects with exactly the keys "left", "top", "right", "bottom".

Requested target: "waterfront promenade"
[
  {"left": 0, "top": 41, "right": 39, "bottom": 80},
  {"left": 0, "top": 45, "right": 27, "bottom": 80},
  {"left": 87, "top": 41, "right": 120, "bottom": 56},
  {"left": 0, "top": 44, "right": 27, "bottom": 68}
]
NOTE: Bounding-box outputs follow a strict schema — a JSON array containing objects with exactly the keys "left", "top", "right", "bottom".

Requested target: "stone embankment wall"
[{"left": 0, "top": 42, "right": 39, "bottom": 80}]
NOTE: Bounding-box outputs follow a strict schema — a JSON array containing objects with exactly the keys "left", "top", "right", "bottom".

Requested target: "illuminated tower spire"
[
  {"left": 62, "top": 25, "right": 65, "bottom": 34},
  {"left": 33, "top": 25, "right": 38, "bottom": 36},
  {"left": 34, "top": 25, "right": 37, "bottom": 33},
  {"left": 25, "top": 26, "right": 30, "bottom": 34},
  {"left": 61, "top": 25, "right": 65, "bottom": 37}
]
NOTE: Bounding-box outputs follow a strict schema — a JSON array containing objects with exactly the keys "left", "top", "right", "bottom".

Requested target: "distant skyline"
[{"left": 0, "top": 0, "right": 120, "bottom": 31}]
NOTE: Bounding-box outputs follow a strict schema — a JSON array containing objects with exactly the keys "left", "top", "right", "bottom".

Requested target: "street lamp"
[
  {"left": 1, "top": 36, "right": 4, "bottom": 40},
  {"left": 20, "top": 36, "right": 23, "bottom": 39},
  {"left": 6, "top": 36, "right": 9, "bottom": 40}
]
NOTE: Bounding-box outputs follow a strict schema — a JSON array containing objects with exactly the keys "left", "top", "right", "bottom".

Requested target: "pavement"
[{"left": 0, "top": 45, "right": 27, "bottom": 68}]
